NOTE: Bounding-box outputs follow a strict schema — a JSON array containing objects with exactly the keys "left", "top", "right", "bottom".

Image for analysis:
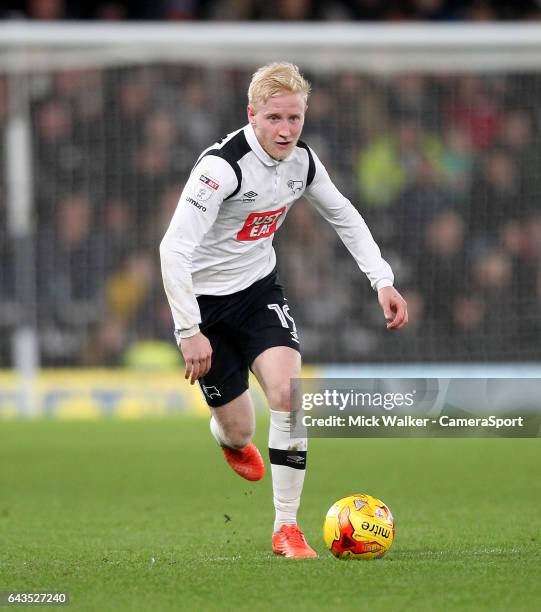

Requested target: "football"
[{"left": 323, "top": 493, "right": 395, "bottom": 559}]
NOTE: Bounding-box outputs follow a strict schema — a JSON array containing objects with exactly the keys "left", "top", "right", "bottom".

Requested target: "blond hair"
[{"left": 248, "top": 62, "right": 311, "bottom": 111}]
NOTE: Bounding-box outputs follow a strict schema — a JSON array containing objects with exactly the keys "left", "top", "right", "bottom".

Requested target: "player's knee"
[{"left": 268, "top": 383, "right": 294, "bottom": 412}]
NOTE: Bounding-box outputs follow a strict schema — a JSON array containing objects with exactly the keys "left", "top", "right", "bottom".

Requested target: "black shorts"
[{"left": 196, "top": 268, "right": 300, "bottom": 408}]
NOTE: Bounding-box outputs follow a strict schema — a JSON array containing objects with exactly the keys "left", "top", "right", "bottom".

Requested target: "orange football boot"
[
  {"left": 222, "top": 442, "right": 265, "bottom": 481},
  {"left": 272, "top": 524, "right": 318, "bottom": 558}
]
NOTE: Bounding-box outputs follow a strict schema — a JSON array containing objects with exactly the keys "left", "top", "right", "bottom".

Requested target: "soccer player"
[{"left": 160, "top": 63, "right": 408, "bottom": 558}]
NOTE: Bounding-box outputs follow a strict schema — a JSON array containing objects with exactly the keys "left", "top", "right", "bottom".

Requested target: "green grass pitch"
[{"left": 1, "top": 417, "right": 539, "bottom": 611}]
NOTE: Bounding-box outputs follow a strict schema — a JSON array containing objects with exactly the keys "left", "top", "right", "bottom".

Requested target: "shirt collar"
[{"left": 244, "top": 123, "right": 281, "bottom": 167}]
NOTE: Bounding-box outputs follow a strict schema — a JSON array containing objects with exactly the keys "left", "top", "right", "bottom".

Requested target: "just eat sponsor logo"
[{"left": 236, "top": 207, "right": 286, "bottom": 241}]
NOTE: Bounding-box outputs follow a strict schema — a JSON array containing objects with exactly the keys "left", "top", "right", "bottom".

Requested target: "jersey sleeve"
[
  {"left": 303, "top": 148, "right": 394, "bottom": 291},
  {"left": 159, "top": 155, "right": 238, "bottom": 337}
]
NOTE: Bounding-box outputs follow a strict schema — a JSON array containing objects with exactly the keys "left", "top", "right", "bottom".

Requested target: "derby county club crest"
[{"left": 287, "top": 180, "right": 304, "bottom": 195}]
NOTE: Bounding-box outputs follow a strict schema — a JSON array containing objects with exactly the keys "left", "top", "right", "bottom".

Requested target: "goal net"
[{"left": 1, "top": 23, "right": 541, "bottom": 368}]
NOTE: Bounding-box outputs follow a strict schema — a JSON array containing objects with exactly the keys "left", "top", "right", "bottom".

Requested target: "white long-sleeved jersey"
[{"left": 160, "top": 124, "right": 394, "bottom": 337}]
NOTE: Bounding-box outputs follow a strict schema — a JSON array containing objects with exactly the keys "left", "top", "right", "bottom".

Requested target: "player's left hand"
[{"left": 377, "top": 286, "right": 408, "bottom": 330}]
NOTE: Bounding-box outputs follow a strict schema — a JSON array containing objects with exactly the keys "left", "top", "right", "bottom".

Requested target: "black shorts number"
[{"left": 267, "top": 303, "right": 299, "bottom": 344}]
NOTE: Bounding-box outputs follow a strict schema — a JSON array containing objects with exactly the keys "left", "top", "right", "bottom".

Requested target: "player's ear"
[{"left": 247, "top": 104, "right": 256, "bottom": 125}]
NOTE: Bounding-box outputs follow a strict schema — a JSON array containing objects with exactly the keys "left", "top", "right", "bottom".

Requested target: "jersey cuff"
[
  {"left": 175, "top": 325, "right": 200, "bottom": 339},
  {"left": 375, "top": 279, "right": 394, "bottom": 291}
]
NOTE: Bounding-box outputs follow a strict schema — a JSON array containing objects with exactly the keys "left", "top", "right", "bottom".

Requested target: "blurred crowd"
[
  {"left": 2, "top": 0, "right": 541, "bottom": 22},
  {"left": 1, "top": 65, "right": 541, "bottom": 366}
]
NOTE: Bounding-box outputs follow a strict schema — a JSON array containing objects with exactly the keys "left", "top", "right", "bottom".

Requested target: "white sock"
[
  {"left": 210, "top": 415, "right": 227, "bottom": 447},
  {"left": 268, "top": 409, "right": 307, "bottom": 533}
]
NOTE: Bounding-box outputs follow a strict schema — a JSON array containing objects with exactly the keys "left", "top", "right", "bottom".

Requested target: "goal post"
[
  {"left": 1, "top": 22, "right": 540, "bottom": 404},
  {"left": 4, "top": 22, "right": 541, "bottom": 72},
  {"left": 4, "top": 22, "right": 541, "bottom": 74}
]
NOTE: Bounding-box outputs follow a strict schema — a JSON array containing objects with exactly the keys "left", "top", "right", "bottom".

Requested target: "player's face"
[{"left": 248, "top": 92, "right": 305, "bottom": 161}]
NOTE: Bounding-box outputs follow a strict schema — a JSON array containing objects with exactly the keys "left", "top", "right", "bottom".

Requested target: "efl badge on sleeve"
[{"left": 194, "top": 173, "right": 220, "bottom": 202}]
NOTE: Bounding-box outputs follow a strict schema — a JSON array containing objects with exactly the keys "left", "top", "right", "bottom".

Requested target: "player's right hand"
[{"left": 179, "top": 332, "right": 212, "bottom": 384}]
